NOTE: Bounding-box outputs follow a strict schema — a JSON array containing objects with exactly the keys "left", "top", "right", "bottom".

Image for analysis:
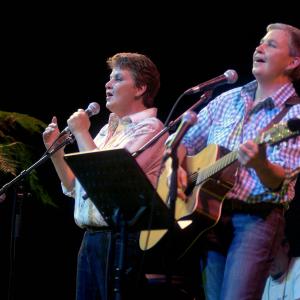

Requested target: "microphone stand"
[
  {"left": 132, "top": 90, "right": 213, "bottom": 233},
  {"left": 132, "top": 90, "right": 212, "bottom": 159},
  {"left": 132, "top": 90, "right": 213, "bottom": 292},
  {"left": 0, "top": 135, "right": 75, "bottom": 197},
  {"left": 0, "top": 134, "right": 75, "bottom": 300}
]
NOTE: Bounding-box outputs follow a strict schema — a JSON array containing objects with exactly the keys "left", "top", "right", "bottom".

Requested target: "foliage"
[{"left": 0, "top": 111, "right": 55, "bottom": 205}]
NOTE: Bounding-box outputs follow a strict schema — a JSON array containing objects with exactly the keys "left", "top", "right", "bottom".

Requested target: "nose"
[
  {"left": 105, "top": 80, "right": 112, "bottom": 89},
  {"left": 255, "top": 43, "right": 265, "bottom": 53}
]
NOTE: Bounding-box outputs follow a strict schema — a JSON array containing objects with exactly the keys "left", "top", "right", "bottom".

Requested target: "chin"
[
  {"left": 252, "top": 67, "right": 260, "bottom": 76},
  {"left": 253, "top": 71, "right": 264, "bottom": 82},
  {"left": 106, "top": 102, "right": 119, "bottom": 114},
  {"left": 106, "top": 101, "right": 113, "bottom": 110}
]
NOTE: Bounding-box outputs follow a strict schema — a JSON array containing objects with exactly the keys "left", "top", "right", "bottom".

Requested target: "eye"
[
  {"left": 259, "top": 39, "right": 277, "bottom": 49},
  {"left": 267, "top": 40, "right": 277, "bottom": 48},
  {"left": 114, "top": 74, "right": 123, "bottom": 81}
]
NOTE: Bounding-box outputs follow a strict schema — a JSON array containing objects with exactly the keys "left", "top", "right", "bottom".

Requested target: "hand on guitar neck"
[
  {"left": 239, "top": 140, "right": 285, "bottom": 190},
  {"left": 238, "top": 140, "right": 267, "bottom": 167}
]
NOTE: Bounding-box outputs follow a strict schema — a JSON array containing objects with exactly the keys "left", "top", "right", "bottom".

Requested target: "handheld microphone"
[
  {"left": 184, "top": 69, "right": 238, "bottom": 95},
  {"left": 60, "top": 102, "right": 100, "bottom": 135},
  {"left": 164, "top": 111, "right": 198, "bottom": 159}
]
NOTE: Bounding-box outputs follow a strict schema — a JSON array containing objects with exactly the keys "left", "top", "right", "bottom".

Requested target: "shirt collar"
[
  {"left": 241, "top": 80, "right": 297, "bottom": 108},
  {"left": 108, "top": 107, "right": 158, "bottom": 128}
]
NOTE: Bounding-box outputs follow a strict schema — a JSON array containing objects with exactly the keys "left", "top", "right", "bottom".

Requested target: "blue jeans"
[
  {"left": 76, "top": 230, "right": 144, "bottom": 300},
  {"left": 201, "top": 207, "right": 285, "bottom": 300}
]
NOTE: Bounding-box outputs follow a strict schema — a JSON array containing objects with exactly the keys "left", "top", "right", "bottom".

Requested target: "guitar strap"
[{"left": 259, "top": 95, "right": 300, "bottom": 134}]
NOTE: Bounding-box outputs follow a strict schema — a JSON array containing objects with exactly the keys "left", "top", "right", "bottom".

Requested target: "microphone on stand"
[
  {"left": 164, "top": 110, "right": 198, "bottom": 160},
  {"left": 184, "top": 69, "right": 238, "bottom": 95},
  {"left": 59, "top": 102, "right": 100, "bottom": 136}
]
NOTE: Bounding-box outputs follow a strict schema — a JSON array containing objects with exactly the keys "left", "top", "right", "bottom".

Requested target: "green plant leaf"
[{"left": 0, "top": 111, "right": 56, "bottom": 206}]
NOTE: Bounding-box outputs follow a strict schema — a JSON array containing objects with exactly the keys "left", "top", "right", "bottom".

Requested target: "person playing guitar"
[{"left": 174, "top": 23, "right": 300, "bottom": 300}]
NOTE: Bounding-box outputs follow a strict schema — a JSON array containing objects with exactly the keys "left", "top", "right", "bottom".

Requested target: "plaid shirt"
[{"left": 182, "top": 80, "right": 300, "bottom": 204}]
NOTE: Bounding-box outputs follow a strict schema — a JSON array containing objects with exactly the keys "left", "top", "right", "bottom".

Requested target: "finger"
[
  {"left": 238, "top": 149, "right": 249, "bottom": 165},
  {"left": 240, "top": 143, "right": 250, "bottom": 154},
  {"left": 240, "top": 144, "right": 255, "bottom": 159},
  {"left": 177, "top": 188, "right": 187, "bottom": 202},
  {"left": 243, "top": 140, "right": 255, "bottom": 149},
  {"left": 178, "top": 167, "right": 188, "bottom": 189},
  {"left": 242, "top": 141, "right": 259, "bottom": 155},
  {"left": 51, "top": 116, "right": 57, "bottom": 124}
]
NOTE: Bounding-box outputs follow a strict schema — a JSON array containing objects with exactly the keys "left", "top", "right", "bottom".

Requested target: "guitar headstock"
[{"left": 258, "top": 122, "right": 300, "bottom": 145}]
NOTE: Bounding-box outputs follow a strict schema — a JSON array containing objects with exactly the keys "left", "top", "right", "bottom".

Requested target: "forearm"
[
  {"left": 177, "top": 144, "right": 187, "bottom": 166},
  {"left": 254, "top": 159, "right": 285, "bottom": 190},
  {"left": 50, "top": 150, "right": 75, "bottom": 191},
  {"left": 73, "top": 130, "right": 98, "bottom": 152}
]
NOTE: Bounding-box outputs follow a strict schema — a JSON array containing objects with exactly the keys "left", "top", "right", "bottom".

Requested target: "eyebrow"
[{"left": 260, "top": 37, "right": 277, "bottom": 45}]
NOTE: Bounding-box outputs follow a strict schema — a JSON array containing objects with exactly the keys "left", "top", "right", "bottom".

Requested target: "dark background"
[{"left": 1, "top": 4, "right": 300, "bottom": 300}]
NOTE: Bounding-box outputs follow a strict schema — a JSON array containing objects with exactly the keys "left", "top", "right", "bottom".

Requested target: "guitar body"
[
  {"left": 139, "top": 144, "right": 237, "bottom": 252},
  {"left": 187, "top": 145, "right": 235, "bottom": 221}
]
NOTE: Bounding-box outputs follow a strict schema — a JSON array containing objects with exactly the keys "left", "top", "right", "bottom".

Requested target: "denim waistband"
[{"left": 222, "top": 199, "right": 285, "bottom": 215}]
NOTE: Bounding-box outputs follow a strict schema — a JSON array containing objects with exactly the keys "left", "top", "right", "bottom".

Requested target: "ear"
[
  {"left": 135, "top": 84, "right": 147, "bottom": 99},
  {"left": 287, "top": 56, "right": 300, "bottom": 71}
]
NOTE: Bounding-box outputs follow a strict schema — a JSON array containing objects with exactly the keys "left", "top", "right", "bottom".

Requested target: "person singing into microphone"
[
  {"left": 175, "top": 23, "right": 300, "bottom": 299},
  {"left": 42, "top": 52, "right": 168, "bottom": 300}
]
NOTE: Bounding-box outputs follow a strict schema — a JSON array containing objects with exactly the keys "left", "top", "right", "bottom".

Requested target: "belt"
[
  {"left": 84, "top": 226, "right": 111, "bottom": 232},
  {"left": 222, "top": 198, "right": 285, "bottom": 215}
]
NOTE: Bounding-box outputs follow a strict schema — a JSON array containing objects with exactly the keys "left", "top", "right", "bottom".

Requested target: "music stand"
[{"left": 64, "top": 148, "right": 171, "bottom": 300}]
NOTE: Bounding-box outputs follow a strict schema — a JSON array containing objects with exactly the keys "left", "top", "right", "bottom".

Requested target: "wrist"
[{"left": 250, "top": 156, "right": 269, "bottom": 171}]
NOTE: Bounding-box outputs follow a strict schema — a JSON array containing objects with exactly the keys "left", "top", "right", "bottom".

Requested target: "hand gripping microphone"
[{"left": 60, "top": 102, "right": 100, "bottom": 135}]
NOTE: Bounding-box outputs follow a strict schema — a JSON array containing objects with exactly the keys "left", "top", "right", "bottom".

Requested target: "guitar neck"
[
  {"left": 193, "top": 122, "right": 300, "bottom": 187},
  {"left": 196, "top": 150, "right": 238, "bottom": 185}
]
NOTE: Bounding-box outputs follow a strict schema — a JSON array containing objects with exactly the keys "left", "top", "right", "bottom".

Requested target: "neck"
[
  {"left": 116, "top": 103, "right": 148, "bottom": 119},
  {"left": 255, "top": 78, "right": 290, "bottom": 102}
]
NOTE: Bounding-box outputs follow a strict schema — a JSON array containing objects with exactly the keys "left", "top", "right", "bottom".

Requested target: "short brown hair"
[
  {"left": 107, "top": 52, "right": 160, "bottom": 108},
  {"left": 267, "top": 23, "right": 300, "bottom": 81}
]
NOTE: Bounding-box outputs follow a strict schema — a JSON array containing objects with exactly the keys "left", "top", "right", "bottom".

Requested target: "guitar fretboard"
[{"left": 195, "top": 150, "right": 238, "bottom": 185}]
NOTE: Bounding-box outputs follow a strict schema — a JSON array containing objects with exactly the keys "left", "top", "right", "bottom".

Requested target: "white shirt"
[
  {"left": 262, "top": 257, "right": 300, "bottom": 300},
  {"left": 62, "top": 108, "right": 168, "bottom": 228}
]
